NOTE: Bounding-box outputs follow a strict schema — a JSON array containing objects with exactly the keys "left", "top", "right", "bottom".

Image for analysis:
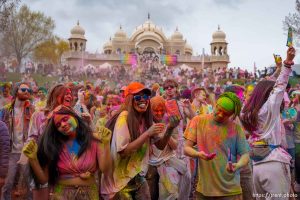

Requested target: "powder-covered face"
[
  {"left": 3, "top": 86, "right": 10, "bottom": 97},
  {"left": 17, "top": 84, "right": 31, "bottom": 101},
  {"left": 152, "top": 105, "right": 165, "bottom": 122},
  {"left": 133, "top": 92, "right": 150, "bottom": 113},
  {"left": 106, "top": 98, "right": 119, "bottom": 112},
  {"left": 38, "top": 90, "right": 46, "bottom": 99},
  {"left": 213, "top": 104, "right": 234, "bottom": 123},
  {"left": 63, "top": 89, "right": 73, "bottom": 107},
  {"left": 236, "top": 90, "right": 245, "bottom": 102},
  {"left": 164, "top": 84, "right": 177, "bottom": 99},
  {"left": 54, "top": 114, "right": 78, "bottom": 136},
  {"left": 195, "top": 90, "right": 207, "bottom": 102},
  {"left": 245, "top": 86, "right": 254, "bottom": 102},
  {"left": 292, "top": 94, "right": 300, "bottom": 105}
]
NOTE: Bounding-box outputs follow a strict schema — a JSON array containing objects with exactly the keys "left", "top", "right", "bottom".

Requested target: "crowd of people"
[{"left": 0, "top": 46, "right": 298, "bottom": 200}]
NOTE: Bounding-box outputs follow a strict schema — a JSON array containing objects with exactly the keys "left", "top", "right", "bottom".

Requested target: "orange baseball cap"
[{"left": 124, "top": 82, "right": 151, "bottom": 97}]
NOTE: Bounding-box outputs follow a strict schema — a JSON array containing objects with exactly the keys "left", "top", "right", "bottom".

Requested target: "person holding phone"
[
  {"left": 101, "top": 82, "right": 168, "bottom": 200},
  {"left": 240, "top": 46, "right": 296, "bottom": 199}
]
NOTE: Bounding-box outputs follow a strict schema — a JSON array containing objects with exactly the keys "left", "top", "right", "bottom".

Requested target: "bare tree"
[
  {"left": 2, "top": 4, "right": 55, "bottom": 71},
  {"left": 283, "top": 0, "right": 300, "bottom": 47},
  {"left": 0, "top": 0, "right": 20, "bottom": 32}
]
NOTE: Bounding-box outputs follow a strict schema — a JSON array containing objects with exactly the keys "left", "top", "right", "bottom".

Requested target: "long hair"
[
  {"left": 240, "top": 80, "right": 275, "bottom": 132},
  {"left": 37, "top": 107, "right": 92, "bottom": 185},
  {"left": 45, "top": 84, "right": 71, "bottom": 114},
  {"left": 106, "top": 94, "right": 153, "bottom": 141}
]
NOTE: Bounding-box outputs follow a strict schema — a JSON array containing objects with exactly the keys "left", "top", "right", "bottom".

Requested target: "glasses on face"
[
  {"left": 133, "top": 94, "right": 150, "bottom": 101},
  {"left": 164, "top": 85, "right": 175, "bottom": 90},
  {"left": 19, "top": 88, "right": 32, "bottom": 93}
]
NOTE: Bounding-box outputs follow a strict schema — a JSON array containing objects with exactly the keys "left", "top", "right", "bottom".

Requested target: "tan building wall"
[{"left": 64, "top": 19, "right": 229, "bottom": 71}]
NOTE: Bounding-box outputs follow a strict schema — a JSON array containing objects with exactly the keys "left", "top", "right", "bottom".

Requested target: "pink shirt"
[{"left": 57, "top": 140, "right": 99, "bottom": 179}]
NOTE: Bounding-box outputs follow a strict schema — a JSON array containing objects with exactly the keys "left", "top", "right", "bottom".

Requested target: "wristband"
[
  {"left": 283, "top": 60, "right": 294, "bottom": 66},
  {"left": 284, "top": 64, "right": 292, "bottom": 69}
]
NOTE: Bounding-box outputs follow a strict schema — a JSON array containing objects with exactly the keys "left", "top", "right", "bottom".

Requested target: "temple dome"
[
  {"left": 212, "top": 25, "right": 226, "bottom": 43},
  {"left": 114, "top": 25, "right": 127, "bottom": 39},
  {"left": 171, "top": 27, "right": 183, "bottom": 40},
  {"left": 70, "top": 21, "right": 86, "bottom": 40}
]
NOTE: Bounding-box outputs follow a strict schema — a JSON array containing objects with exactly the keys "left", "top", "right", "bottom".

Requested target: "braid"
[{"left": 218, "top": 92, "right": 242, "bottom": 119}]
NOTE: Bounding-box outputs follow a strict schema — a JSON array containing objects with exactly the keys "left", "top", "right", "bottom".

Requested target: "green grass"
[
  {"left": 3, "top": 72, "right": 300, "bottom": 88},
  {"left": 4, "top": 72, "right": 59, "bottom": 86}
]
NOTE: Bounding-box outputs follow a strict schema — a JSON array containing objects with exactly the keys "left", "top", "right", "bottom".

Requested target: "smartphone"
[
  {"left": 165, "top": 99, "right": 182, "bottom": 120},
  {"left": 287, "top": 27, "right": 293, "bottom": 47},
  {"left": 207, "top": 152, "right": 216, "bottom": 159},
  {"left": 228, "top": 148, "right": 234, "bottom": 171}
]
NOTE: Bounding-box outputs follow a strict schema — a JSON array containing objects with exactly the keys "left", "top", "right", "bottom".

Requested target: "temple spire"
[{"left": 148, "top": 12, "right": 150, "bottom": 20}]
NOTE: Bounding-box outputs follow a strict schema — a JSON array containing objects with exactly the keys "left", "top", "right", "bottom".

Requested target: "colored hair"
[
  {"left": 36, "top": 107, "right": 92, "bottom": 186},
  {"left": 217, "top": 92, "right": 242, "bottom": 119},
  {"left": 163, "top": 79, "right": 178, "bottom": 88},
  {"left": 240, "top": 80, "right": 275, "bottom": 132},
  {"left": 150, "top": 96, "right": 166, "bottom": 110}
]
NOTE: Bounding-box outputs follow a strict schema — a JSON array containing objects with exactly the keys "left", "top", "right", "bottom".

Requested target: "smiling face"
[
  {"left": 62, "top": 88, "right": 73, "bottom": 107},
  {"left": 213, "top": 104, "right": 234, "bottom": 123},
  {"left": 106, "top": 97, "right": 120, "bottom": 112},
  {"left": 38, "top": 90, "right": 46, "bottom": 100},
  {"left": 195, "top": 89, "right": 207, "bottom": 103},
  {"left": 54, "top": 114, "right": 78, "bottom": 136},
  {"left": 133, "top": 92, "right": 150, "bottom": 113}
]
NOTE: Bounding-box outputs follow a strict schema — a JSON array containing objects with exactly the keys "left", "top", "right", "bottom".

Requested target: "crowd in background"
[{"left": 0, "top": 46, "right": 299, "bottom": 200}]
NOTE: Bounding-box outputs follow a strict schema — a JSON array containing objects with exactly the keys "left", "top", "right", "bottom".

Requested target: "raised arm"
[
  {"left": 155, "top": 115, "right": 180, "bottom": 150},
  {"left": 265, "top": 47, "right": 296, "bottom": 120}
]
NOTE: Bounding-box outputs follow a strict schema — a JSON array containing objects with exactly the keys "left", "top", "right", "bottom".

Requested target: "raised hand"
[
  {"left": 22, "top": 140, "right": 38, "bottom": 160},
  {"left": 286, "top": 46, "right": 296, "bottom": 62},
  {"left": 167, "top": 115, "right": 180, "bottom": 130},
  {"left": 93, "top": 126, "right": 112, "bottom": 144},
  {"left": 147, "top": 123, "right": 166, "bottom": 137}
]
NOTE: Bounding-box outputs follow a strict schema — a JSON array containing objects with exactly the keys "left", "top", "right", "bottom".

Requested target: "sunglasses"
[
  {"left": 19, "top": 88, "right": 32, "bottom": 93},
  {"left": 164, "top": 85, "right": 175, "bottom": 90},
  {"left": 133, "top": 94, "right": 150, "bottom": 101}
]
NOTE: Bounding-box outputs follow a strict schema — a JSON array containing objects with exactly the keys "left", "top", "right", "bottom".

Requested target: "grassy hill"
[
  {"left": 2, "top": 72, "right": 300, "bottom": 87},
  {"left": 4, "top": 72, "right": 59, "bottom": 86}
]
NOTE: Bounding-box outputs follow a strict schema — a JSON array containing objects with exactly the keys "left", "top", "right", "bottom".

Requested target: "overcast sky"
[{"left": 23, "top": 0, "right": 296, "bottom": 71}]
